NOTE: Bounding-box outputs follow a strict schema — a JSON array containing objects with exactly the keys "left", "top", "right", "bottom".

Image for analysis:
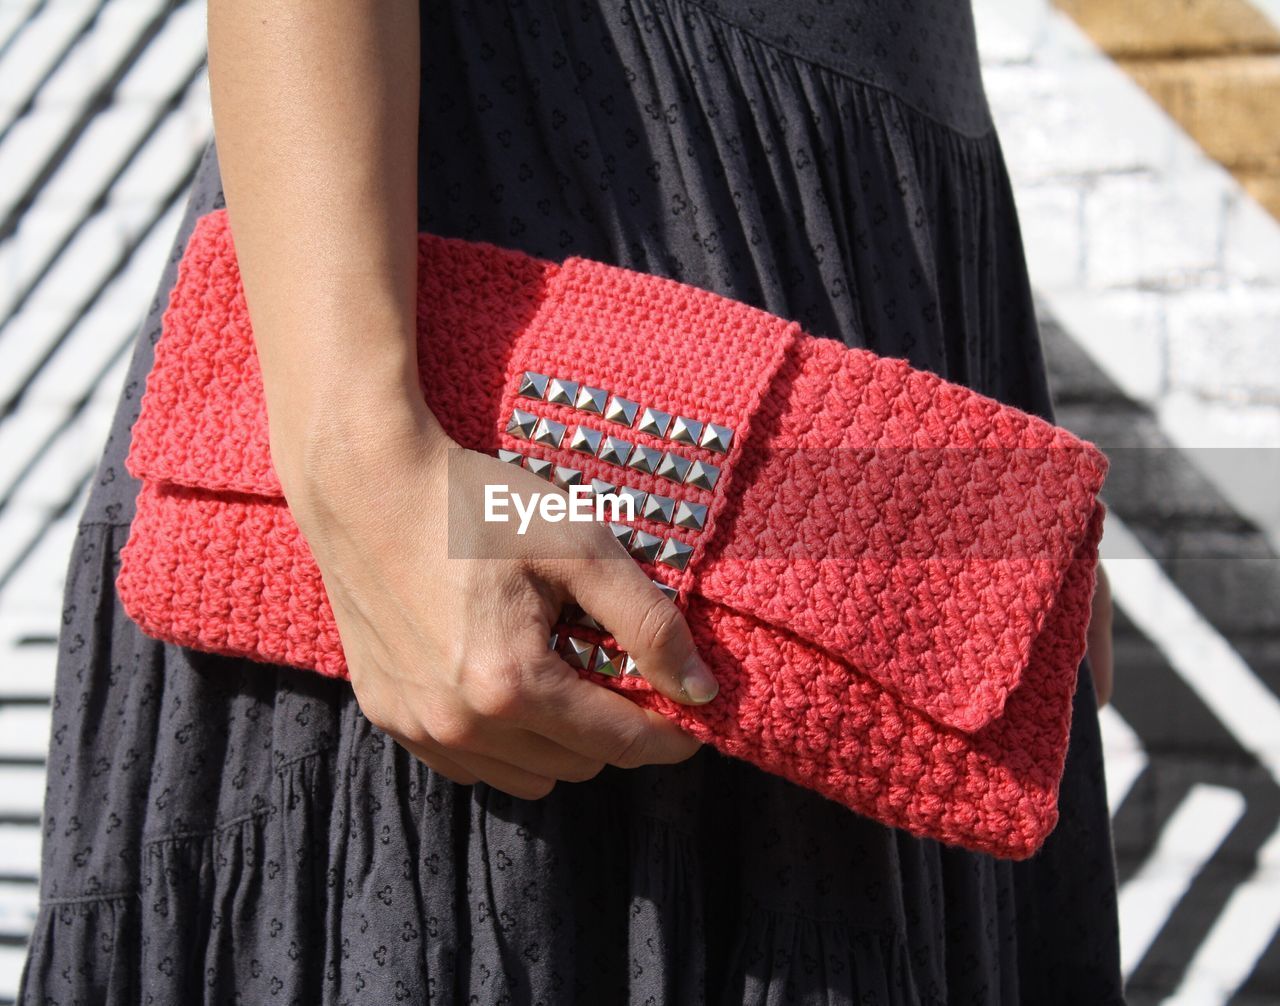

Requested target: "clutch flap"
[{"left": 489, "top": 254, "right": 1108, "bottom": 736}]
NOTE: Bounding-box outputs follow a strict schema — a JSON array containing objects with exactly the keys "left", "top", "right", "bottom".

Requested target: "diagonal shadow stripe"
[
  {"left": 0, "top": 148, "right": 202, "bottom": 522},
  {"left": 0, "top": 0, "right": 184, "bottom": 232},
  {"left": 1235, "top": 926, "right": 1280, "bottom": 1004},
  {"left": 1042, "top": 312, "right": 1280, "bottom": 700},
  {"left": 0, "top": 3, "right": 98, "bottom": 124},
  {"left": 0, "top": 58, "right": 209, "bottom": 388},
  {"left": 1040, "top": 307, "right": 1280, "bottom": 1003}
]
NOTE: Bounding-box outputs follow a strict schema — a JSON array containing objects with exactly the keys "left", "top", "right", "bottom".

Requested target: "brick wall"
[{"left": 1058, "top": 0, "right": 1280, "bottom": 219}]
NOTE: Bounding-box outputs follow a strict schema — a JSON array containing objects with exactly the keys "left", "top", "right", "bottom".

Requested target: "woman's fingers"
[
  {"left": 397, "top": 722, "right": 608, "bottom": 793},
  {"left": 391, "top": 735, "right": 480, "bottom": 786},
  {"left": 396, "top": 732, "right": 562, "bottom": 800},
  {"left": 366, "top": 609, "right": 697, "bottom": 789},
  {"left": 328, "top": 443, "right": 713, "bottom": 791},
  {"left": 1087, "top": 563, "right": 1114, "bottom": 707},
  {"left": 437, "top": 718, "right": 609, "bottom": 784},
  {"left": 545, "top": 527, "right": 719, "bottom": 706},
  {"left": 513, "top": 646, "right": 703, "bottom": 768}
]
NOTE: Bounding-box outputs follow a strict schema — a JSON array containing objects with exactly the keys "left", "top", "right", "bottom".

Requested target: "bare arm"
[
  {"left": 207, "top": 0, "right": 427, "bottom": 473},
  {"left": 206, "top": 1, "right": 717, "bottom": 798}
]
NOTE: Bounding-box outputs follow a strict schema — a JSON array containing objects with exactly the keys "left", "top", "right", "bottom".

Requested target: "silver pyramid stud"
[
  {"left": 532, "top": 417, "right": 567, "bottom": 448},
  {"left": 496, "top": 449, "right": 524, "bottom": 466},
  {"left": 575, "top": 385, "right": 608, "bottom": 414},
  {"left": 608, "top": 522, "right": 634, "bottom": 548},
  {"left": 553, "top": 465, "right": 583, "bottom": 489},
  {"left": 590, "top": 478, "right": 617, "bottom": 497},
  {"left": 591, "top": 646, "right": 622, "bottom": 677},
  {"left": 598, "top": 436, "right": 633, "bottom": 467},
  {"left": 546, "top": 377, "right": 580, "bottom": 407},
  {"left": 669, "top": 416, "right": 704, "bottom": 446},
  {"left": 598, "top": 491, "right": 632, "bottom": 524},
  {"left": 616, "top": 486, "right": 647, "bottom": 520},
  {"left": 626, "top": 445, "right": 662, "bottom": 475},
  {"left": 507, "top": 408, "right": 538, "bottom": 440},
  {"left": 655, "top": 452, "right": 692, "bottom": 484},
  {"left": 684, "top": 459, "right": 721, "bottom": 491},
  {"left": 656, "top": 537, "right": 695, "bottom": 570},
  {"left": 524, "top": 457, "right": 554, "bottom": 481},
  {"left": 642, "top": 493, "right": 675, "bottom": 525},
  {"left": 699, "top": 422, "right": 734, "bottom": 454},
  {"left": 629, "top": 530, "right": 663, "bottom": 563},
  {"left": 567, "top": 425, "right": 602, "bottom": 457},
  {"left": 623, "top": 655, "right": 641, "bottom": 677},
  {"left": 672, "top": 499, "right": 708, "bottom": 531},
  {"left": 636, "top": 407, "right": 672, "bottom": 438},
  {"left": 564, "top": 636, "right": 595, "bottom": 669},
  {"left": 651, "top": 579, "right": 678, "bottom": 601},
  {"left": 604, "top": 395, "right": 639, "bottom": 427},
  {"left": 517, "top": 372, "right": 549, "bottom": 401}
]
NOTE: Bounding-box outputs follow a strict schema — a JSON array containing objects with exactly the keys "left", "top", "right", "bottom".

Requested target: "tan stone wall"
[{"left": 1057, "top": 0, "right": 1280, "bottom": 217}]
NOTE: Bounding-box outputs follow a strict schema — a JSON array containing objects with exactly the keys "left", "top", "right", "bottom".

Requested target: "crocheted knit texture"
[{"left": 118, "top": 209, "right": 1108, "bottom": 860}]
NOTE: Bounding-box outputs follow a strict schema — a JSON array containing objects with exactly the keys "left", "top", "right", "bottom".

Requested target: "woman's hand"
[
  {"left": 1087, "top": 563, "right": 1114, "bottom": 707},
  {"left": 276, "top": 401, "right": 716, "bottom": 800}
]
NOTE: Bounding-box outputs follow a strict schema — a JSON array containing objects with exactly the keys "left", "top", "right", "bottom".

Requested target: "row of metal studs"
[
  {"left": 550, "top": 584, "right": 678, "bottom": 678},
  {"left": 506, "top": 408, "right": 721, "bottom": 492},
  {"left": 497, "top": 449, "right": 697, "bottom": 569},
  {"left": 515, "top": 372, "right": 735, "bottom": 455},
  {"left": 496, "top": 449, "right": 708, "bottom": 533},
  {"left": 549, "top": 630, "right": 639, "bottom": 679}
]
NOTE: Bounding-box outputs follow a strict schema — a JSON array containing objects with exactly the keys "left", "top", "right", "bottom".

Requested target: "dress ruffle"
[
  {"left": 22, "top": 527, "right": 1120, "bottom": 1006},
  {"left": 23, "top": 524, "right": 965, "bottom": 1004}
]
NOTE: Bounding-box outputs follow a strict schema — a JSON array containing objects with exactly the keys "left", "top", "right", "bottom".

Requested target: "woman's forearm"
[{"left": 206, "top": 0, "right": 435, "bottom": 503}]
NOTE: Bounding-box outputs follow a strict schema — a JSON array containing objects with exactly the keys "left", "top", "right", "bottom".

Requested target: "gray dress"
[{"left": 18, "top": 1, "right": 1125, "bottom": 1002}]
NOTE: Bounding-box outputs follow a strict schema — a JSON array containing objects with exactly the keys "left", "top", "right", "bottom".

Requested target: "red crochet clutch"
[{"left": 117, "top": 209, "right": 1107, "bottom": 859}]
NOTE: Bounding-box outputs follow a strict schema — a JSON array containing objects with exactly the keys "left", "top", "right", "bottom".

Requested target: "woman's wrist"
[{"left": 265, "top": 352, "right": 452, "bottom": 527}]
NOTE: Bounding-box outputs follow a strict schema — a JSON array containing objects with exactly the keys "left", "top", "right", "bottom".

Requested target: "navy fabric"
[{"left": 19, "top": 1, "right": 1124, "bottom": 1002}]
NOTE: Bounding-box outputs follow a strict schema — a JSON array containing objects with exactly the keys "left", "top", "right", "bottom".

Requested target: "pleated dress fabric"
[{"left": 18, "top": 1, "right": 1126, "bottom": 1003}]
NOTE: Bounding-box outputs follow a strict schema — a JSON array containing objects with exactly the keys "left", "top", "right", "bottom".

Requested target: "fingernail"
[{"left": 680, "top": 654, "right": 719, "bottom": 704}]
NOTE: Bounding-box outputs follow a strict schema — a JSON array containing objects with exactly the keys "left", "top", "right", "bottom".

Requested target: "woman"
[{"left": 19, "top": 0, "right": 1122, "bottom": 1002}]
